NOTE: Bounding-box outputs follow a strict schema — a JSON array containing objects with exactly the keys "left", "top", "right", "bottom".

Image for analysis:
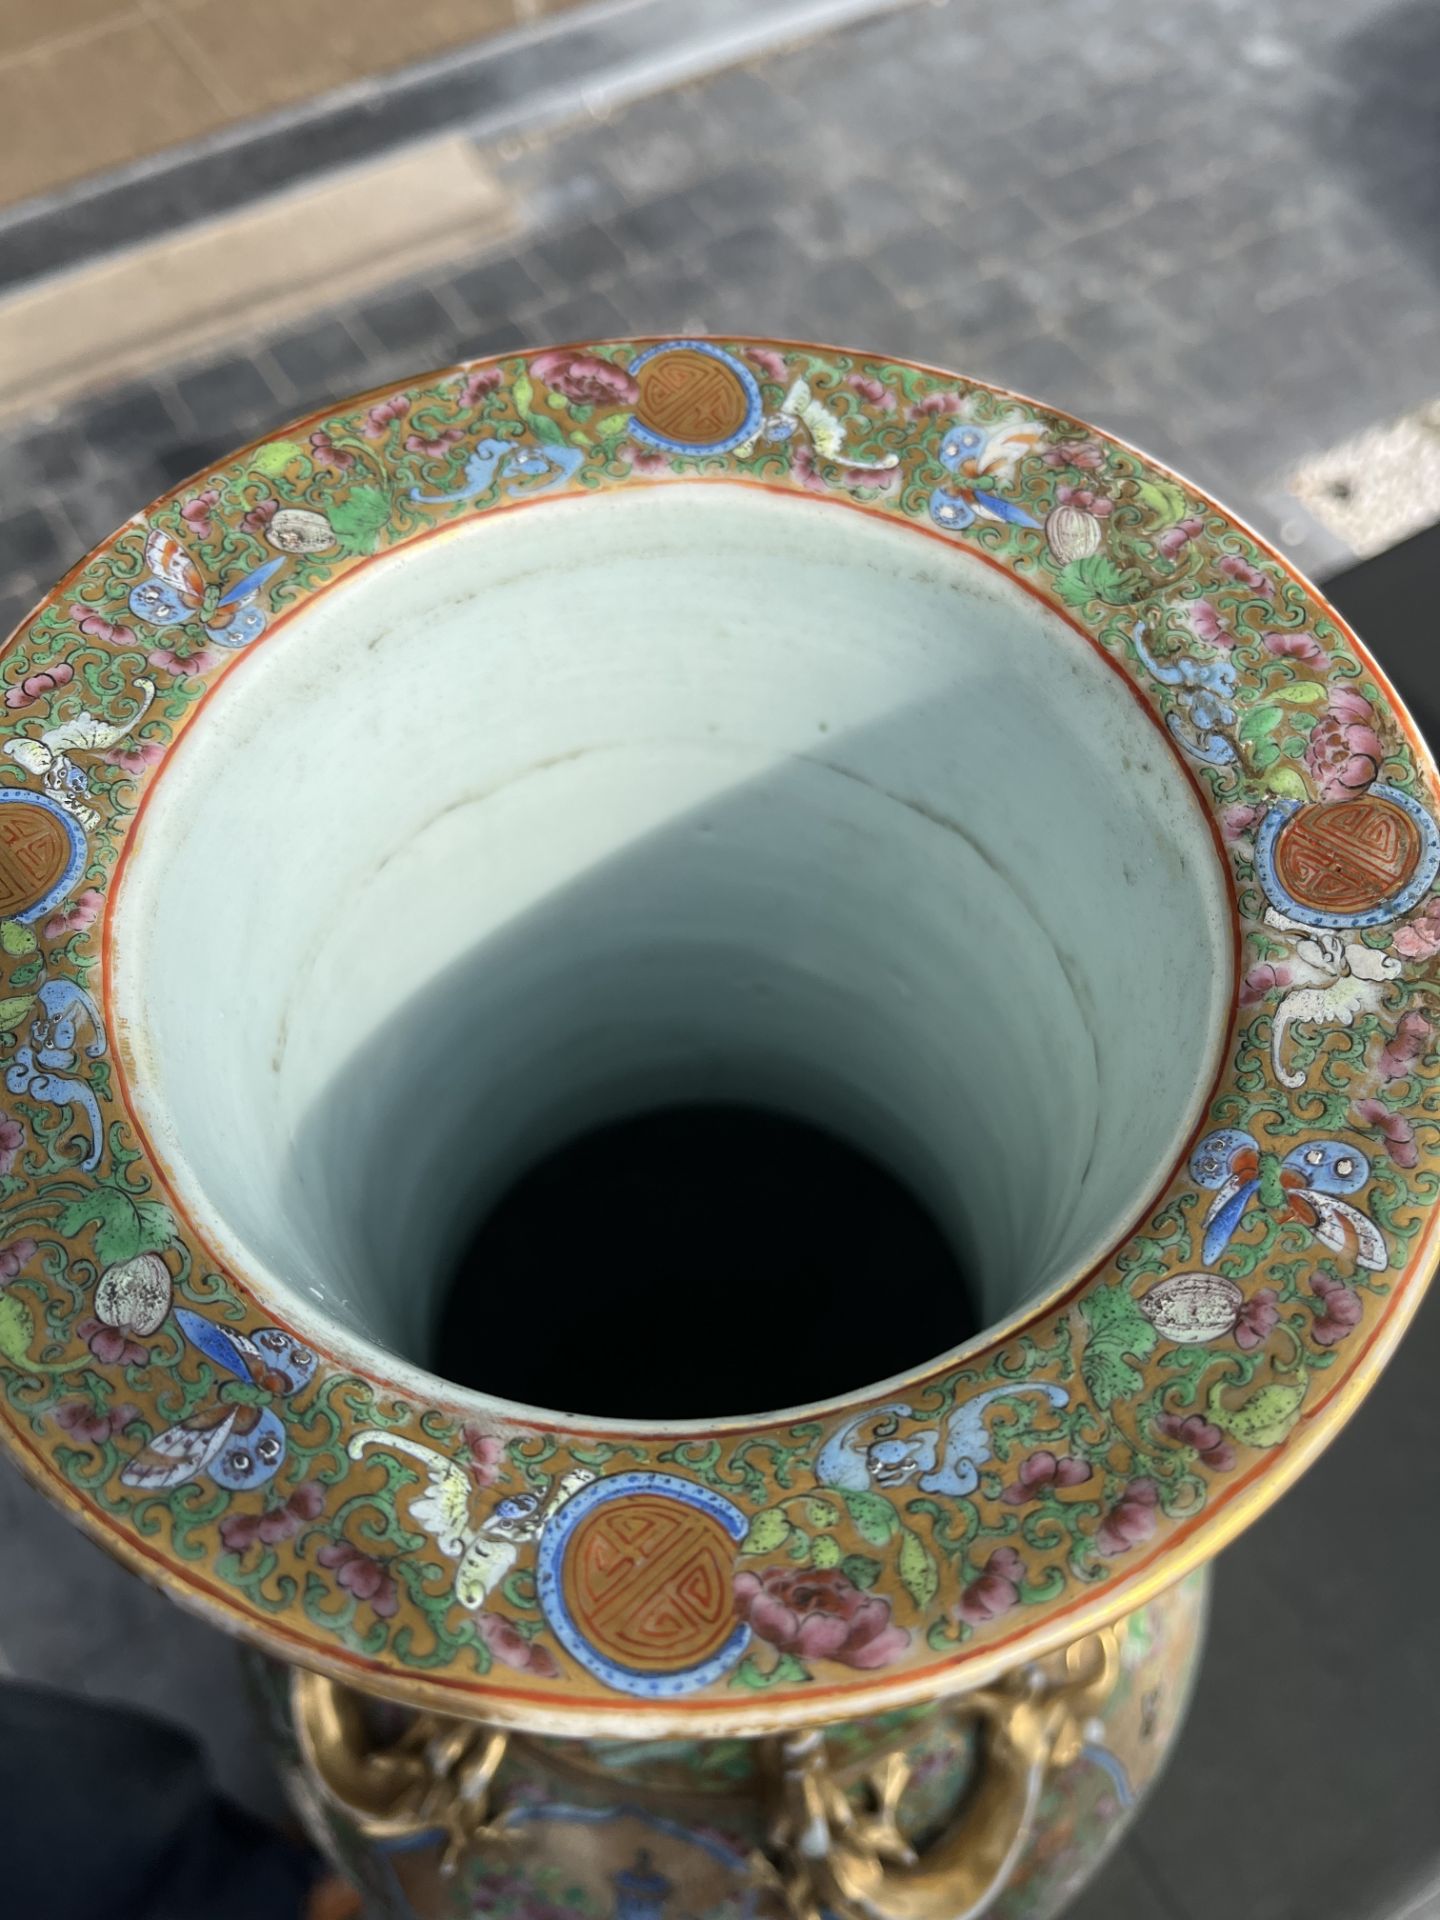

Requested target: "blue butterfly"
[
  {"left": 120, "top": 1308, "right": 316, "bottom": 1494},
  {"left": 1190, "top": 1128, "right": 1387, "bottom": 1272},
  {"left": 928, "top": 417, "right": 1044, "bottom": 533},
  {"left": 127, "top": 530, "right": 285, "bottom": 650}
]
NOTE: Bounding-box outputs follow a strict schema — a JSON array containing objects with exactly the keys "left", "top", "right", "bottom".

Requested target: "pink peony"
[
  {"left": 846, "top": 374, "right": 896, "bottom": 411},
  {"left": 6, "top": 664, "right": 75, "bottom": 710},
  {"left": 1234, "top": 1287, "right": 1279, "bottom": 1351},
  {"left": 1241, "top": 961, "right": 1292, "bottom": 1005},
  {"left": 1096, "top": 1479, "right": 1159, "bottom": 1557},
  {"left": 55, "top": 1399, "right": 139, "bottom": 1446},
  {"left": 746, "top": 347, "right": 789, "bottom": 382},
  {"left": 1000, "top": 1450, "right": 1092, "bottom": 1504},
  {"left": 75, "top": 1315, "right": 147, "bottom": 1369},
  {"left": 310, "top": 430, "right": 355, "bottom": 470},
  {"left": 1217, "top": 552, "right": 1274, "bottom": 596},
  {"left": 220, "top": 1481, "right": 324, "bottom": 1556},
  {"left": 102, "top": 740, "right": 164, "bottom": 776},
  {"left": 1309, "top": 1272, "right": 1363, "bottom": 1347},
  {"left": 461, "top": 1424, "right": 506, "bottom": 1486},
  {"left": 1042, "top": 438, "right": 1105, "bottom": 470},
  {"left": 1393, "top": 899, "right": 1440, "bottom": 962},
  {"left": 1306, "top": 700, "right": 1383, "bottom": 800},
  {"left": 43, "top": 888, "right": 103, "bottom": 941},
  {"left": 1222, "top": 802, "right": 1262, "bottom": 841},
  {"left": 956, "top": 1546, "right": 1025, "bottom": 1625},
  {"left": 0, "top": 1113, "right": 25, "bottom": 1175},
  {"left": 0, "top": 1235, "right": 36, "bottom": 1279},
  {"left": 458, "top": 366, "right": 504, "bottom": 408},
  {"left": 405, "top": 426, "right": 466, "bottom": 459},
  {"left": 1353, "top": 1098, "right": 1418, "bottom": 1168},
  {"left": 1263, "top": 630, "right": 1324, "bottom": 665},
  {"left": 148, "top": 645, "right": 223, "bottom": 677},
  {"left": 180, "top": 488, "right": 219, "bottom": 542},
  {"left": 1158, "top": 515, "right": 1205, "bottom": 558},
  {"left": 530, "top": 350, "right": 637, "bottom": 408},
  {"left": 318, "top": 1539, "right": 399, "bottom": 1616},
  {"left": 1380, "top": 1009, "right": 1433, "bottom": 1079},
  {"left": 734, "top": 1565, "right": 910, "bottom": 1669},
  {"left": 1155, "top": 1412, "right": 1235, "bottom": 1471},
  {"left": 621, "top": 443, "right": 671, "bottom": 475},
  {"left": 69, "top": 603, "right": 133, "bottom": 648},
  {"left": 1186, "top": 597, "right": 1234, "bottom": 648},
  {"left": 241, "top": 497, "right": 278, "bottom": 536},
  {"left": 1055, "top": 484, "right": 1113, "bottom": 516},
  {"left": 476, "top": 1612, "right": 559, "bottom": 1678},
  {"left": 363, "top": 395, "right": 411, "bottom": 439}
]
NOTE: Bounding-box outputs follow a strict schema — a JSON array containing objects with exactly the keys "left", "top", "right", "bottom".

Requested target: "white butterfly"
[
  {"left": 740, "top": 377, "right": 899, "bottom": 473},
  {"left": 347, "top": 1430, "right": 594, "bottom": 1610},
  {"left": 5, "top": 680, "right": 156, "bottom": 831}
]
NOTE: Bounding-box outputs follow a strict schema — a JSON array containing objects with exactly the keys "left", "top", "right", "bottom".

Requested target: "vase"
[{"left": 0, "top": 337, "right": 1435, "bottom": 1920}]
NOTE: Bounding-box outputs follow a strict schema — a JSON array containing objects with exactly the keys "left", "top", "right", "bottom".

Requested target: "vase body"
[{"left": 253, "top": 1572, "right": 1206, "bottom": 1920}]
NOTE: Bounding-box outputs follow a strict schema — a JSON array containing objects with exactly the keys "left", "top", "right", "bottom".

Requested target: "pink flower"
[
  {"left": 1310, "top": 1272, "right": 1363, "bottom": 1346},
  {"left": 309, "top": 430, "right": 355, "bottom": 471},
  {"left": 6, "top": 663, "right": 75, "bottom": 710},
  {"left": 241, "top": 496, "right": 278, "bottom": 536},
  {"left": 1042, "top": 438, "right": 1105, "bottom": 470},
  {"left": 405, "top": 426, "right": 466, "bottom": 459},
  {"left": 1263, "top": 630, "right": 1324, "bottom": 665},
  {"left": 1222, "top": 802, "right": 1262, "bottom": 841},
  {"left": 1306, "top": 688, "right": 1382, "bottom": 801},
  {"left": 69, "top": 603, "right": 133, "bottom": 648},
  {"left": 458, "top": 367, "right": 504, "bottom": 408},
  {"left": 475, "top": 1612, "right": 560, "bottom": 1678},
  {"left": 180, "top": 488, "right": 219, "bottom": 542},
  {"left": 461, "top": 1424, "right": 506, "bottom": 1486},
  {"left": 55, "top": 1399, "right": 139, "bottom": 1446},
  {"left": 43, "top": 888, "right": 103, "bottom": 941},
  {"left": 746, "top": 347, "right": 789, "bottom": 381},
  {"left": 912, "top": 391, "right": 966, "bottom": 418},
  {"left": 1155, "top": 1413, "right": 1235, "bottom": 1471},
  {"left": 530, "top": 350, "right": 637, "bottom": 408},
  {"left": 363, "top": 395, "right": 411, "bottom": 439},
  {"left": 1186, "top": 598, "right": 1234, "bottom": 648},
  {"left": 790, "top": 441, "right": 829, "bottom": 495},
  {"left": 75, "top": 1315, "right": 147, "bottom": 1368},
  {"left": 1157, "top": 516, "right": 1205, "bottom": 558},
  {"left": 148, "top": 645, "right": 223, "bottom": 677},
  {"left": 1393, "top": 900, "right": 1440, "bottom": 962},
  {"left": 1352, "top": 1098, "right": 1418, "bottom": 1168},
  {"left": 841, "top": 462, "right": 899, "bottom": 493},
  {"left": 1380, "top": 1009, "right": 1433, "bottom": 1079},
  {"left": 1096, "top": 1479, "right": 1159, "bottom": 1557},
  {"left": 1055, "top": 484, "right": 1113, "bottom": 516},
  {"left": 220, "top": 1481, "right": 324, "bottom": 1556},
  {"left": 846, "top": 374, "right": 896, "bottom": 411},
  {"left": 1241, "top": 960, "right": 1292, "bottom": 1005},
  {"left": 734, "top": 1565, "right": 911, "bottom": 1670},
  {"left": 621, "top": 443, "right": 670, "bottom": 475},
  {"left": 956, "top": 1546, "right": 1025, "bottom": 1625},
  {"left": 0, "top": 1236, "right": 36, "bottom": 1279},
  {"left": 1217, "top": 553, "right": 1274, "bottom": 597},
  {"left": 1000, "top": 1449, "right": 1092, "bottom": 1504},
  {"left": 1234, "top": 1287, "right": 1279, "bottom": 1351},
  {"left": 102, "top": 739, "right": 164, "bottom": 776},
  {"left": 0, "top": 1113, "right": 25, "bottom": 1175},
  {"left": 318, "top": 1539, "right": 399, "bottom": 1617}
]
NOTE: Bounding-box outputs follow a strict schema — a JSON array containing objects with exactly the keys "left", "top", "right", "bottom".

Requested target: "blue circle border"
[
  {"left": 536, "top": 1471, "right": 751, "bottom": 1698},
  {"left": 0, "top": 790, "right": 88, "bottom": 924},
  {"left": 1256, "top": 782, "right": 1440, "bottom": 929},
  {"left": 627, "top": 341, "right": 764, "bottom": 457}
]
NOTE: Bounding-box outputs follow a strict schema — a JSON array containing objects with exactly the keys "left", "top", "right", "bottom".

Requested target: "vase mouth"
[
  {"left": 108, "top": 480, "right": 1232, "bottom": 1432},
  {"left": 2, "top": 336, "right": 1436, "bottom": 1737}
]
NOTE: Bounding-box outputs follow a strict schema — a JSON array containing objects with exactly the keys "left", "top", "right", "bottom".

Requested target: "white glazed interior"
[{"left": 113, "top": 485, "right": 1233, "bottom": 1419}]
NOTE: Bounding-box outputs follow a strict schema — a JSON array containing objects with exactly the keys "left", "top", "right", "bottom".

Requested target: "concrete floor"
[{"left": 1, "top": 2, "right": 1438, "bottom": 1914}]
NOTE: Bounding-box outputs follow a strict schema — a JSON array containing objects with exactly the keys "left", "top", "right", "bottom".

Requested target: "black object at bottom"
[{"left": 434, "top": 1103, "right": 977, "bottom": 1419}]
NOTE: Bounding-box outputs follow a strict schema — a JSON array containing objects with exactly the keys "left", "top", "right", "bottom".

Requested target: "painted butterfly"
[
  {"left": 1189, "top": 1127, "right": 1387, "bottom": 1272},
  {"left": 928, "top": 416, "right": 1044, "bottom": 532},
  {"left": 120, "top": 1307, "right": 316, "bottom": 1494},
  {"left": 127, "top": 530, "right": 284, "bottom": 649}
]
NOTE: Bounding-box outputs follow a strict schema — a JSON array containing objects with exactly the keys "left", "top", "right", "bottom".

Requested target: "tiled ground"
[{"left": 1, "top": 0, "right": 1438, "bottom": 1914}]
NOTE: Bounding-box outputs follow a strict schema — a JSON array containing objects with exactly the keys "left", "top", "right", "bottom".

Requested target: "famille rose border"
[{"left": 0, "top": 337, "right": 1437, "bottom": 1732}]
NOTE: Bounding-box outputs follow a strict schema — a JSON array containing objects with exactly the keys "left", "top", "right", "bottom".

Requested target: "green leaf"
[
  {"left": 898, "top": 1528, "right": 939, "bottom": 1611},
  {"left": 1251, "top": 741, "right": 1281, "bottom": 773},
  {"left": 512, "top": 372, "right": 535, "bottom": 418},
  {"left": 0, "top": 1290, "right": 35, "bottom": 1366},
  {"left": 1135, "top": 477, "right": 1188, "bottom": 528},
  {"left": 729, "top": 1651, "right": 811, "bottom": 1689},
  {"left": 0, "top": 993, "right": 35, "bottom": 1033},
  {"left": 596, "top": 411, "right": 631, "bottom": 439},
  {"left": 842, "top": 1488, "right": 900, "bottom": 1545},
  {"left": 1264, "top": 765, "right": 1309, "bottom": 800},
  {"left": 0, "top": 921, "right": 37, "bottom": 956},
  {"left": 1055, "top": 553, "right": 1145, "bottom": 609},
  {"left": 523, "top": 411, "right": 566, "bottom": 447},
  {"left": 811, "top": 1535, "right": 841, "bottom": 1569},
  {"left": 251, "top": 439, "right": 307, "bottom": 475},
  {"left": 1238, "top": 704, "right": 1282, "bottom": 743},
  {"left": 740, "top": 1507, "right": 792, "bottom": 1555},
  {"left": 57, "top": 1185, "right": 176, "bottom": 1265},
  {"left": 9, "top": 959, "right": 41, "bottom": 987},
  {"left": 1080, "top": 1279, "right": 1157, "bottom": 1409},
  {"left": 805, "top": 1497, "right": 840, "bottom": 1528},
  {"left": 329, "top": 486, "right": 392, "bottom": 556},
  {"left": 842, "top": 1554, "right": 882, "bottom": 1589},
  {"left": 1277, "top": 681, "right": 1326, "bottom": 704}
]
